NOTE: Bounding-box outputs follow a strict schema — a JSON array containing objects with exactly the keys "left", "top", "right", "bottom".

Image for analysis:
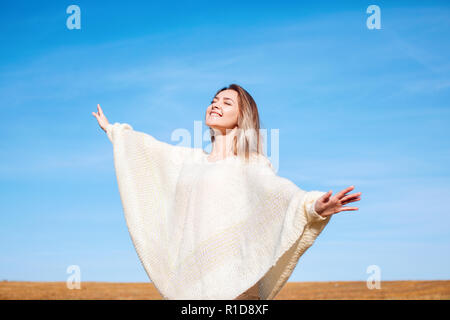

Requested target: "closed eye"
[{"left": 211, "top": 98, "right": 233, "bottom": 105}]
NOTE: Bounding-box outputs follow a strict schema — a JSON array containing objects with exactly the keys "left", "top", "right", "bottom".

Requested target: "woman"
[{"left": 92, "top": 84, "right": 361, "bottom": 300}]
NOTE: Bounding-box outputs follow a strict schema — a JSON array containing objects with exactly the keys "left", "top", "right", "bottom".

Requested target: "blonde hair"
[{"left": 209, "top": 84, "right": 264, "bottom": 162}]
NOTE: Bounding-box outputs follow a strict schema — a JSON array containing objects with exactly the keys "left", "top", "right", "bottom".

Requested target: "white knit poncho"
[{"left": 106, "top": 122, "right": 332, "bottom": 300}]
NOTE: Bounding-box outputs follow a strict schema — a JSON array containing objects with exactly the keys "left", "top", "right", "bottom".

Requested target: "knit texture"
[{"left": 106, "top": 122, "right": 332, "bottom": 300}]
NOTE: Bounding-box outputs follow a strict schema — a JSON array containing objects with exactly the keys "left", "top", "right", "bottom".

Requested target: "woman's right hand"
[{"left": 92, "top": 104, "right": 110, "bottom": 133}]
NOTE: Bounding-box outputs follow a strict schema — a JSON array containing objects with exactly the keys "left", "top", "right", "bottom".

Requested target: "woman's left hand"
[{"left": 314, "top": 186, "right": 361, "bottom": 218}]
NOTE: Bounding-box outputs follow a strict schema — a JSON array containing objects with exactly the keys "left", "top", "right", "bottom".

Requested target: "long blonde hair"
[{"left": 209, "top": 84, "right": 264, "bottom": 162}]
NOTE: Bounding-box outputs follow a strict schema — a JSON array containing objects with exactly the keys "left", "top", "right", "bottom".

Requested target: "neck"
[{"left": 209, "top": 128, "right": 237, "bottom": 160}]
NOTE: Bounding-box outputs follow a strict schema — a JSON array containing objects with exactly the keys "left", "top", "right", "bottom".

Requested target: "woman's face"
[{"left": 205, "top": 89, "right": 239, "bottom": 131}]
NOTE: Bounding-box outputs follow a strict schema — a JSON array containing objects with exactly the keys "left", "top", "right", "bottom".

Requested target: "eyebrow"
[{"left": 213, "top": 96, "right": 235, "bottom": 103}]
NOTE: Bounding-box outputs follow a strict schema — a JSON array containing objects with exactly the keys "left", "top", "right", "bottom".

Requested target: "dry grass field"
[{"left": 0, "top": 280, "right": 449, "bottom": 300}]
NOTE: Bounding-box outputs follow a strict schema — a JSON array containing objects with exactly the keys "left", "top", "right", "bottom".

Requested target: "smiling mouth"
[{"left": 210, "top": 111, "right": 222, "bottom": 117}]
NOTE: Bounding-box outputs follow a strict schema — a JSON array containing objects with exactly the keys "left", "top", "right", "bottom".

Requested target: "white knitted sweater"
[{"left": 106, "top": 122, "right": 332, "bottom": 300}]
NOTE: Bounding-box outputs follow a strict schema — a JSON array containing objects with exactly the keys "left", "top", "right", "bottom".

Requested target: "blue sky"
[{"left": 0, "top": 0, "right": 449, "bottom": 284}]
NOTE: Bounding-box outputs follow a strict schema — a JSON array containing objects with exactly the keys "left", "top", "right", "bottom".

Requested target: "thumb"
[{"left": 323, "top": 190, "right": 332, "bottom": 201}]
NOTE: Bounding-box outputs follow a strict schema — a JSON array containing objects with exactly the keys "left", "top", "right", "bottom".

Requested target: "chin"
[{"left": 206, "top": 120, "right": 221, "bottom": 127}]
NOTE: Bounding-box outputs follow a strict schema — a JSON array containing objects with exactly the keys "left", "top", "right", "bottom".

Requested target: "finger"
[
  {"left": 92, "top": 112, "right": 98, "bottom": 118},
  {"left": 98, "top": 104, "right": 103, "bottom": 115},
  {"left": 339, "top": 206, "right": 359, "bottom": 212},
  {"left": 336, "top": 185, "right": 355, "bottom": 199},
  {"left": 323, "top": 190, "right": 332, "bottom": 202},
  {"left": 341, "top": 197, "right": 361, "bottom": 205},
  {"left": 340, "top": 192, "right": 361, "bottom": 203}
]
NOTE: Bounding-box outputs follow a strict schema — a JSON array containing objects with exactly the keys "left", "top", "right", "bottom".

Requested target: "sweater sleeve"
[
  {"left": 306, "top": 196, "right": 328, "bottom": 223},
  {"left": 246, "top": 154, "right": 330, "bottom": 226},
  {"left": 104, "top": 121, "right": 197, "bottom": 299},
  {"left": 106, "top": 123, "right": 116, "bottom": 143},
  {"left": 243, "top": 154, "right": 332, "bottom": 300},
  {"left": 106, "top": 122, "right": 194, "bottom": 164}
]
